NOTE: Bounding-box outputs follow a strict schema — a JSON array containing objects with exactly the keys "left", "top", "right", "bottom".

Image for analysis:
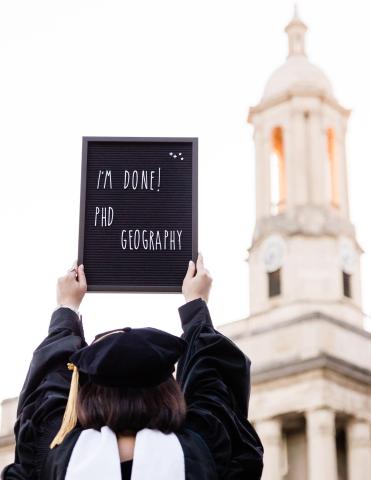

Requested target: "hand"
[
  {"left": 182, "top": 253, "right": 212, "bottom": 303},
  {"left": 57, "top": 262, "right": 87, "bottom": 311}
]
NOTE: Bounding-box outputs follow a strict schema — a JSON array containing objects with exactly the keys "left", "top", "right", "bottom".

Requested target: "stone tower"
[{"left": 221, "top": 9, "right": 371, "bottom": 480}]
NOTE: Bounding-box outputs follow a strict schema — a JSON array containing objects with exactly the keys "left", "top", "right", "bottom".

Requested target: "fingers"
[
  {"left": 77, "top": 264, "right": 87, "bottom": 290},
  {"left": 67, "top": 260, "right": 78, "bottom": 277},
  {"left": 65, "top": 262, "right": 86, "bottom": 289},
  {"left": 185, "top": 252, "right": 205, "bottom": 280},
  {"left": 184, "top": 259, "right": 196, "bottom": 280},
  {"left": 196, "top": 252, "right": 204, "bottom": 273}
]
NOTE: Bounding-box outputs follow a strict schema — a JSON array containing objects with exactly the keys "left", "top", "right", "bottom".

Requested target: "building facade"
[
  {"left": 0, "top": 398, "right": 17, "bottom": 469},
  {"left": 221, "top": 9, "right": 371, "bottom": 480}
]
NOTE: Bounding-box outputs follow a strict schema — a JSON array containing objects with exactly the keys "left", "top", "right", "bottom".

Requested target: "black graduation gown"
[{"left": 1, "top": 299, "right": 263, "bottom": 480}]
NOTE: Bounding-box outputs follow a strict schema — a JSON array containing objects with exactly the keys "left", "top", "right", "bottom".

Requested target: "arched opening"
[
  {"left": 342, "top": 271, "right": 352, "bottom": 298},
  {"left": 268, "top": 268, "right": 281, "bottom": 297},
  {"left": 327, "top": 128, "right": 340, "bottom": 209},
  {"left": 270, "top": 126, "right": 286, "bottom": 215}
]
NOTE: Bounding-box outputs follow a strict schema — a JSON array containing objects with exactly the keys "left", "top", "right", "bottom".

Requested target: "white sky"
[{"left": 1, "top": 0, "right": 371, "bottom": 402}]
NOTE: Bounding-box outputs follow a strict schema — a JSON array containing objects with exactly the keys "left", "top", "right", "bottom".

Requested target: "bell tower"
[
  {"left": 247, "top": 8, "right": 363, "bottom": 330},
  {"left": 220, "top": 9, "right": 371, "bottom": 480}
]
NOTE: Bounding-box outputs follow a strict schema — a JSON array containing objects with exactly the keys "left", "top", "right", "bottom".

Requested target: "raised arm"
[
  {"left": 2, "top": 264, "right": 87, "bottom": 480},
  {"left": 177, "top": 255, "right": 264, "bottom": 479}
]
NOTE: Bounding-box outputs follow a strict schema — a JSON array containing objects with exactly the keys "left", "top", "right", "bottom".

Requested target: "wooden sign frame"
[{"left": 77, "top": 136, "right": 198, "bottom": 292}]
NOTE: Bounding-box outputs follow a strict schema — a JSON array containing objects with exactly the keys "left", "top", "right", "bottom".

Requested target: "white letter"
[
  {"left": 94, "top": 207, "right": 100, "bottom": 226},
  {"left": 177, "top": 230, "right": 182, "bottom": 250},
  {"left": 157, "top": 167, "right": 161, "bottom": 191},
  {"left": 96, "top": 170, "right": 102, "bottom": 189},
  {"left": 149, "top": 231, "right": 155, "bottom": 250},
  {"left": 121, "top": 230, "right": 127, "bottom": 249},
  {"left": 132, "top": 170, "right": 138, "bottom": 190},
  {"left": 101, "top": 207, "right": 107, "bottom": 227},
  {"left": 155, "top": 231, "right": 162, "bottom": 250},
  {"left": 134, "top": 230, "right": 140, "bottom": 250},
  {"left": 142, "top": 230, "right": 148, "bottom": 250},
  {"left": 104, "top": 170, "right": 112, "bottom": 189},
  {"left": 108, "top": 207, "right": 114, "bottom": 226},
  {"left": 150, "top": 170, "right": 155, "bottom": 190},
  {"left": 164, "top": 230, "right": 169, "bottom": 250},
  {"left": 141, "top": 171, "right": 148, "bottom": 190},
  {"left": 129, "top": 230, "right": 134, "bottom": 250},
  {"left": 169, "top": 231, "right": 176, "bottom": 250},
  {"left": 123, "top": 170, "right": 130, "bottom": 189}
]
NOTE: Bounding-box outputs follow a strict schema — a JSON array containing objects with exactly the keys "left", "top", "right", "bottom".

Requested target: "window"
[
  {"left": 336, "top": 426, "right": 348, "bottom": 480},
  {"left": 268, "top": 268, "right": 281, "bottom": 297},
  {"left": 342, "top": 271, "right": 351, "bottom": 298},
  {"left": 327, "top": 128, "right": 340, "bottom": 209},
  {"left": 270, "top": 127, "right": 286, "bottom": 215}
]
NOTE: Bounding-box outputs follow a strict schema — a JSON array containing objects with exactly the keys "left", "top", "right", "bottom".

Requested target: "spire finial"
[
  {"left": 293, "top": 3, "right": 299, "bottom": 19},
  {"left": 285, "top": 5, "right": 308, "bottom": 57}
]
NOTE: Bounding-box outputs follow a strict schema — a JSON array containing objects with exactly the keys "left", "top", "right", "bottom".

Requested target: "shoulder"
[
  {"left": 176, "top": 428, "right": 218, "bottom": 480},
  {"left": 40, "top": 428, "right": 82, "bottom": 480}
]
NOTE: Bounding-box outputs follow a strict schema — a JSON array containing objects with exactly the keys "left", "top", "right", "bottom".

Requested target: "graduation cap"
[{"left": 51, "top": 327, "right": 186, "bottom": 448}]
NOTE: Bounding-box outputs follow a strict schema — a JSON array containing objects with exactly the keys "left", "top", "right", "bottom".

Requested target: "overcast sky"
[{"left": 1, "top": 0, "right": 371, "bottom": 402}]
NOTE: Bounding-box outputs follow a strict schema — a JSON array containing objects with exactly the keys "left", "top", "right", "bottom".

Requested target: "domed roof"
[
  {"left": 262, "top": 56, "right": 334, "bottom": 100},
  {"left": 261, "top": 8, "right": 334, "bottom": 102}
]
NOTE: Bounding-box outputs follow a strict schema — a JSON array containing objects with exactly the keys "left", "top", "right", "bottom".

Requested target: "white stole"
[{"left": 65, "top": 426, "right": 185, "bottom": 480}]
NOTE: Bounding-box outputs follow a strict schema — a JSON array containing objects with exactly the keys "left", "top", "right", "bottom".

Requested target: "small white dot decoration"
[{"left": 169, "top": 151, "right": 184, "bottom": 160}]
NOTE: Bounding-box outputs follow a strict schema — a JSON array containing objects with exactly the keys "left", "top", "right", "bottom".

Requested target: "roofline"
[
  {"left": 248, "top": 91, "right": 351, "bottom": 122},
  {"left": 252, "top": 352, "right": 371, "bottom": 387}
]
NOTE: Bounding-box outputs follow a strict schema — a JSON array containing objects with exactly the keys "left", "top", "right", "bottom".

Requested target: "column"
[
  {"left": 254, "top": 127, "right": 271, "bottom": 219},
  {"left": 291, "top": 109, "right": 309, "bottom": 206},
  {"left": 305, "top": 408, "right": 337, "bottom": 480},
  {"left": 307, "top": 110, "right": 328, "bottom": 206},
  {"left": 283, "top": 121, "right": 294, "bottom": 210},
  {"left": 337, "top": 121, "right": 350, "bottom": 219},
  {"left": 255, "top": 418, "right": 283, "bottom": 480},
  {"left": 346, "top": 418, "right": 371, "bottom": 480}
]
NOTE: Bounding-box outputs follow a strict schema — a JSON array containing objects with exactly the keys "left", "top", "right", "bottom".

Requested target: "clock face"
[
  {"left": 339, "top": 237, "right": 357, "bottom": 274},
  {"left": 261, "top": 235, "right": 286, "bottom": 273}
]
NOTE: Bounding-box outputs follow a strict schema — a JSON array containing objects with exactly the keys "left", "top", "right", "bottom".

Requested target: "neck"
[{"left": 117, "top": 434, "right": 136, "bottom": 462}]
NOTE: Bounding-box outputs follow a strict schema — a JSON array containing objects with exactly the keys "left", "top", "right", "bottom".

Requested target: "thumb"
[
  {"left": 77, "top": 264, "right": 87, "bottom": 289},
  {"left": 185, "top": 260, "right": 196, "bottom": 280},
  {"left": 196, "top": 252, "right": 204, "bottom": 272}
]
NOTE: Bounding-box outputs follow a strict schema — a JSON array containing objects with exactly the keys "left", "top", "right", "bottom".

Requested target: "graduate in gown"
[{"left": 1, "top": 254, "right": 264, "bottom": 480}]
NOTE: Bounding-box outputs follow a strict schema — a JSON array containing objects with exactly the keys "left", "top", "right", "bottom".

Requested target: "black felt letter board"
[{"left": 78, "top": 137, "right": 198, "bottom": 292}]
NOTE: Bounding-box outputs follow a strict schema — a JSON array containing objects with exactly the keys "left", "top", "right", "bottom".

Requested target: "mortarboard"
[
  {"left": 50, "top": 327, "right": 186, "bottom": 448},
  {"left": 71, "top": 326, "right": 186, "bottom": 388}
]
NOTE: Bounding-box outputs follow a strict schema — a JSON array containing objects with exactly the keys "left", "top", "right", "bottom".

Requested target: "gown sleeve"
[
  {"left": 176, "top": 298, "right": 264, "bottom": 480},
  {"left": 1, "top": 308, "right": 87, "bottom": 480}
]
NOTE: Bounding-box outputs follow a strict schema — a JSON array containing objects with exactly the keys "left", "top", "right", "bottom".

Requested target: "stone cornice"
[
  {"left": 251, "top": 310, "right": 370, "bottom": 337},
  {"left": 248, "top": 90, "right": 350, "bottom": 121},
  {"left": 226, "top": 309, "right": 371, "bottom": 340},
  {"left": 252, "top": 352, "right": 371, "bottom": 387},
  {"left": 249, "top": 205, "right": 361, "bottom": 250}
]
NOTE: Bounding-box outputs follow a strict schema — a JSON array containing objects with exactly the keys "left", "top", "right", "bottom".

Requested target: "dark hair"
[{"left": 77, "top": 376, "right": 186, "bottom": 435}]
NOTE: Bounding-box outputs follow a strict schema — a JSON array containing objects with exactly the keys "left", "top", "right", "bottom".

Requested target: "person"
[{"left": 1, "top": 254, "right": 264, "bottom": 480}]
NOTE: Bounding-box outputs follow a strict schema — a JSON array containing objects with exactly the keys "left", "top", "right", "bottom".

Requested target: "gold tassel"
[{"left": 50, "top": 362, "right": 79, "bottom": 449}]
